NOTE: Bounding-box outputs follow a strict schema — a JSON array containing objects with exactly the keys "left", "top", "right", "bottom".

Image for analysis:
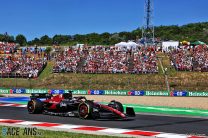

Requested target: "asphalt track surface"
[{"left": 0, "top": 106, "right": 207, "bottom": 136}]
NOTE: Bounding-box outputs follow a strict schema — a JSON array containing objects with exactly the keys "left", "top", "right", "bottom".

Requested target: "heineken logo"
[
  {"left": 189, "top": 92, "right": 208, "bottom": 97},
  {"left": 105, "top": 90, "right": 127, "bottom": 95},
  {"left": 145, "top": 91, "right": 169, "bottom": 96},
  {"left": 72, "top": 90, "right": 87, "bottom": 95},
  {"left": 26, "top": 89, "right": 48, "bottom": 93}
]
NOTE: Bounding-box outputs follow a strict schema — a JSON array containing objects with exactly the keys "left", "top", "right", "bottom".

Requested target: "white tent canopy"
[
  {"left": 115, "top": 41, "right": 139, "bottom": 51},
  {"left": 115, "top": 42, "right": 127, "bottom": 47},
  {"left": 162, "top": 41, "right": 179, "bottom": 52}
]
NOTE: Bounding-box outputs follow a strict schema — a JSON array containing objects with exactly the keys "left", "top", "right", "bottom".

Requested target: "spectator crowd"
[
  {"left": 83, "top": 49, "right": 129, "bottom": 74},
  {"left": 1, "top": 42, "right": 207, "bottom": 79},
  {"left": 133, "top": 47, "right": 158, "bottom": 74},
  {"left": 0, "top": 42, "right": 47, "bottom": 78},
  {"left": 170, "top": 45, "right": 208, "bottom": 72},
  {"left": 53, "top": 46, "right": 158, "bottom": 74},
  {"left": 0, "top": 55, "right": 47, "bottom": 78},
  {"left": 0, "top": 42, "right": 16, "bottom": 54},
  {"left": 53, "top": 48, "right": 81, "bottom": 73}
]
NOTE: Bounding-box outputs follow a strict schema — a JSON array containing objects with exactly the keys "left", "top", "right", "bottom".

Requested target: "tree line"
[{"left": 0, "top": 22, "right": 208, "bottom": 46}]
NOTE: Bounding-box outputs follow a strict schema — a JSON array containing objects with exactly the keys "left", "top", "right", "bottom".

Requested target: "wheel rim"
[
  {"left": 79, "top": 104, "right": 88, "bottom": 118},
  {"left": 28, "top": 101, "right": 35, "bottom": 113}
]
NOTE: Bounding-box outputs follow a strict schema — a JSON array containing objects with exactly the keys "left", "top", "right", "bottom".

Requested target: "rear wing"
[{"left": 30, "top": 93, "right": 52, "bottom": 99}]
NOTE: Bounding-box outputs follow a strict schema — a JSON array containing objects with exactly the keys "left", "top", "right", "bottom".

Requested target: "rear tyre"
[
  {"left": 78, "top": 101, "right": 94, "bottom": 119},
  {"left": 27, "top": 99, "right": 43, "bottom": 114}
]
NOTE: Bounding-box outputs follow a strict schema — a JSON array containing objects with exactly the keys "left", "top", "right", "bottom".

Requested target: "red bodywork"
[
  {"left": 43, "top": 94, "right": 65, "bottom": 110},
  {"left": 99, "top": 104, "right": 126, "bottom": 118}
]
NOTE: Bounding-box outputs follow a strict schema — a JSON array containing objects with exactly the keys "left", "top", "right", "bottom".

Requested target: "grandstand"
[
  {"left": 0, "top": 42, "right": 17, "bottom": 54},
  {"left": 0, "top": 43, "right": 47, "bottom": 78},
  {"left": 0, "top": 42, "right": 208, "bottom": 91},
  {"left": 52, "top": 46, "right": 158, "bottom": 74},
  {"left": 170, "top": 45, "right": 208, "bottom": 72}
]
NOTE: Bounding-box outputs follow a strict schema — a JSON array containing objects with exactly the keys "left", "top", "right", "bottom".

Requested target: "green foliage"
[
  {"left": 28, "top": 38, "right": 41, "bottom": 46},
  {"left": 53, "top": 35, "right": 72, "bottom": 45},
  {"left": 40, "top": 35, "right": 53, "bottom": 45},
  {"left": 15, "top": 34, "right": 27, "bottom": 46},
  {"left": 1, "top": 22, "right": 208, "bottom": 46},
  {"left": 0, "top": 34, "right": 15, "bottom": 43},
  {"left": 155, "top": 22, "right": 208, "bottom": 42}
]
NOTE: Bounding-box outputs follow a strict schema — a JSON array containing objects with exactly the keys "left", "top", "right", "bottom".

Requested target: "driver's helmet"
[{"left": 62, "top": 91, "right": 73, "bottom": 99}]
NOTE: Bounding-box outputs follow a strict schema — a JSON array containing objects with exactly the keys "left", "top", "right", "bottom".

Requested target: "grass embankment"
[
  {"left": 0, "top": 61, "right": 54, "bottom": 89},
  {"left": 0, "top": 61, "right": 166, "bottom": 90},
  {"left": 0, "top": 73, "right": 166, "bottom": 91},
  {"left": 0, "top": 53, "right": 208, "bottom": 91},
  {"left": 158, "top": 52, "right": 208, "bottom": 91},
  {"left": 0, "top": 126, "right": 119, "bottom": 138}
]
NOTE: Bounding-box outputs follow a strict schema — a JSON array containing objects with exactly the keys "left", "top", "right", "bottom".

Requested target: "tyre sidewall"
[
  {"left": 78, "top": 101, "right": 94, "bottom": 119},
  {"left": 27, "top": 99, "right": 43, "bottom": 114}
]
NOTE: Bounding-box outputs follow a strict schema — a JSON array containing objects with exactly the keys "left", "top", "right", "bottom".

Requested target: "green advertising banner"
[
  {"left": 188, "top": 92, "right": 208, "bottom": 97},
  {"left": 65, "top": 90, "right": 88, "bottom": 95},
  {"left": 1, "top": 88, "right": 208, "bottom": 97},
  {"left": 104, "top": 90, "right": 128, "bottom": 95},
  {"left": 145, "top": 91, "right": 170, "bottom": 96},
  {"left": 26, "top": 89, "right": 48, "bottom": 94},
  {"left": 0, "top": 88, "right": 10, "bottom": 94}
]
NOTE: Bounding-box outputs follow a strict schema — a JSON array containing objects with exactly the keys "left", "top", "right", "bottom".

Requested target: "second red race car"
[{"left": 27, "top": 92, "right": 135, "bottom": 120}]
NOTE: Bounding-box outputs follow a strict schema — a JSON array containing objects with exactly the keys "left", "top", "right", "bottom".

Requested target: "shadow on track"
[{"left": 94, "top": 118, "right": 135, "bottom": 121}]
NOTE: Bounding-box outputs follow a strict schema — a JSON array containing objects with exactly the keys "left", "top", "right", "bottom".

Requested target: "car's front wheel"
[{"left": 27, "top": 99, "right": 43, "bottom": 114}]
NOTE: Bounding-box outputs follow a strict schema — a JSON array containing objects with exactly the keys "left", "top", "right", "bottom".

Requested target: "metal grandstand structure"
[{"left": 142, "top": 0, "right": 155, "bottom": 46}]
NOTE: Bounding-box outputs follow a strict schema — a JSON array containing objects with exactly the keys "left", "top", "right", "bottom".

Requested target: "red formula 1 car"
[{"left": 27, "top": 92, "right": 135, "bottom": 120}]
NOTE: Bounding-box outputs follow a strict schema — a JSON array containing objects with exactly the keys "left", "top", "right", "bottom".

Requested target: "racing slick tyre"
[
  {"left": 108, "top": 101, "right": 124, "bottom": 113},
  {"left": 27, "top": 99, "right": 43, "bottom": 114},
  {"left": 78, "top": 101, "right": 95, "bottom": 119}
]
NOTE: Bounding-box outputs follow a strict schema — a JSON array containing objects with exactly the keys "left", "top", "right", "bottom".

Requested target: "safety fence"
[{"left": 0, "top": 88, "right": 208, "bottom": 97}]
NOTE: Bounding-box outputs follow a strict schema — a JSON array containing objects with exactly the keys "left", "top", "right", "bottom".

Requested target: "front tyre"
[
  {"left": 78, "top": 101, "right": 94, "bottom": 119},
  {"left": 27, "top": 99, "right": 43, "bottom": 114}
]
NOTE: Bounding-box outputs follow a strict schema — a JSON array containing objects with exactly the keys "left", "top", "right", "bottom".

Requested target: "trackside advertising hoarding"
[
  {"left": 188, "top": 92, "right": 208, "bottom": 97},
  {"left": 0, "top": 88, "right": 208, "bottom": 97},
  {"left": 145, "top": 91, "right": 170, "bottom": 96},
  {"left": 105, "top": 90, "right": 128, "bottom": 95},
  {"left": 26, "top": 89, "right": 48, "bottom": 94},
  {"left": 0, "top": 88, "right": 10, "bottom": 94},
  {"left": 66, "top": 90, "right": 88, "bottom": 95}
]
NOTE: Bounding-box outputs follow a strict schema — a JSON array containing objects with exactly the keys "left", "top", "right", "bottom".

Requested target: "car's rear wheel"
[
  {"left": 78, "top": 101, "right": 94, "bottom": 119},
  {"left": 27, "top": 99, "right": 43, "bottom": 114}
]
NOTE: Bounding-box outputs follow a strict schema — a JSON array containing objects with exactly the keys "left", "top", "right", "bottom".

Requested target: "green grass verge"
[
  {"left": 0, "top": 126, "right": 120, "bottom": 138},
  {"left": 123, "top": 104, "right": 208, "bottom": 117},
  {"left": 38, "top": 61, "right": 53, "bottom": 80}
]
